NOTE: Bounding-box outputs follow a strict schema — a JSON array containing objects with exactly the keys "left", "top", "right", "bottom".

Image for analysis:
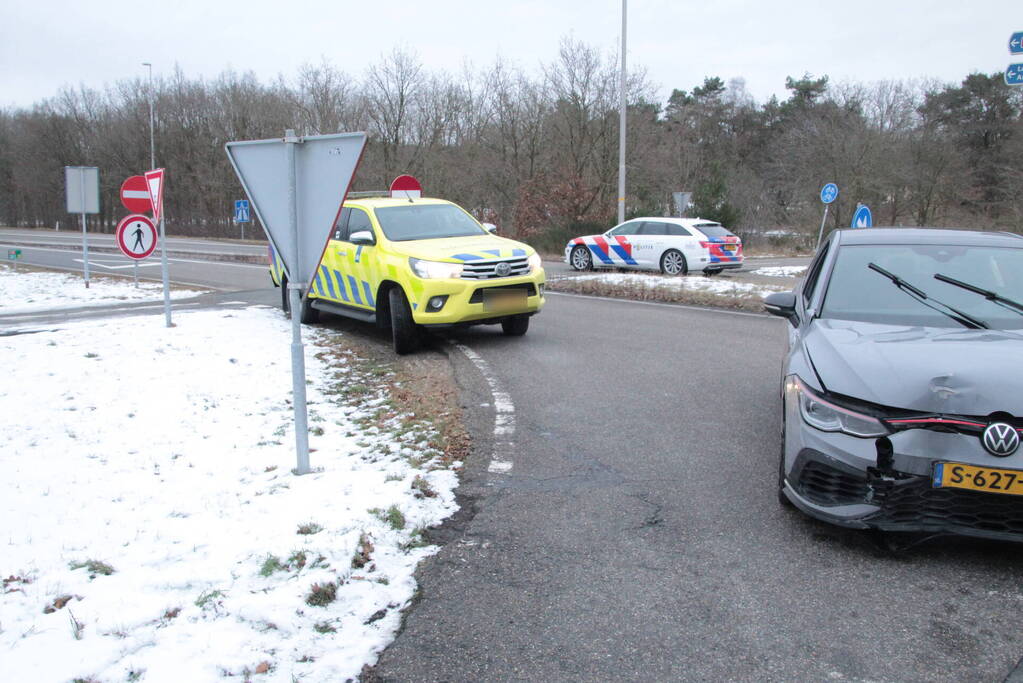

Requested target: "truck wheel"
[
  {"left": 389, "top": 288, "right": 420, "bottom": 355},
  {"left": 300, "top": 292, "right": 320, "bottom": 324},
  {"left": 281, "top": 277, "right": 290, "bottom": 314},
  {"left": 502, "top": 314, "right": 530, "bottom": 336}
]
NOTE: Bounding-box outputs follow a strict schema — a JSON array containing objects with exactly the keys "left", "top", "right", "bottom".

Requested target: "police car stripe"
[
  {"left": 347, "top": 275, "right": 364, "bottom": 305},
  {"left": 361, "top": 280, "right": 375, "bottom": 307},
  {"left": 454, "top": 253, "right": 483, "bottom": 261},
  {"left": 320, "top": 265, "right": 337, "bottom": 299},
  {"left": 332, "top": 270, "right": 350, "bottom": 302},
  {"left": 609, "top": 244, "right": 637, "bottom": 265}
]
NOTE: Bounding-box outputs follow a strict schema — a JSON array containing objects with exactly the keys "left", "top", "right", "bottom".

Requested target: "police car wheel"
[
  {"left": 281, "top": 277, "right": 290, "bottom": 314},
  {"left": 389, "top": 287, "right": 421, "bottom": 355},
  {"left": 570, "top": 246, "right": 592, "bottom": 271},
  {"left": 501, "top": 314, "right": 529, "bottom": 336},
  {"left": 660, "top": 249, "right": 687, "bottom": 276}
]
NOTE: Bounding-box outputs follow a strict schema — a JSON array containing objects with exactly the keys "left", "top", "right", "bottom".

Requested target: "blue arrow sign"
[
  {"left": 820, "top": 183, "right": 839, "bottom": 205},
  {"left": 851, "top": 204, "right": 872, "bottom": 228},
  {"left": 234, "top": 199, "right": 251, "bottom": 222},
  {"left": 1006, "top": 63, "right": 1023, "bottom": 86},
  {"left": 1011, "top": 32, "right": 1023, "bottom": 55}
]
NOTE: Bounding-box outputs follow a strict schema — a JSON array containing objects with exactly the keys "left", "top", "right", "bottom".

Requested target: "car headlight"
[
  {"left": 792, "top": 376, "right": 888, "bottom": 437},
  {"left": 527, "top": 252, "right": 542, "bottom": 273},
  {"left": 409, "top": 258, "right": 463, "bottom": 279}
]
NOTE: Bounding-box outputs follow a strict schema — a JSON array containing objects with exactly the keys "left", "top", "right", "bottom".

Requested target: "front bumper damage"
[{"left": 783, "top": 403, "right": 1023, "bottom": 543}]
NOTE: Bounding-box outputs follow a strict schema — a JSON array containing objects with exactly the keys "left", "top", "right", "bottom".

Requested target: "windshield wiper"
[
  {"left": 867, "top": 263, "right": 988, "bottom": 329},
  {"left": 934, "top": 273, "right": 1023, "bottom": 317}
]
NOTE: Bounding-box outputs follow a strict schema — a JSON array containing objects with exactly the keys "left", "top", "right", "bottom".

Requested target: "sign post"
[
  {"left": 65, "top": 167, "right": 100, "bottom": 288},
  {"left": 234, "top": 199, "right": 251, "bottom": 239},
  {"left": 816, "top": 183, "right": 838, "bottom": 248},
  {"left": 225, "top": 129, "right": 366, "bottom": 475},
  {"left": 144, "top": 168, "right": 172, "bottom": 327},
  {"left": 8, "top": 248, "right": 21, "bottom": 271}
]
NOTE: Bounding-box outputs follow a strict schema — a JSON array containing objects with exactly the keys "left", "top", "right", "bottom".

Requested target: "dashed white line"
[{"left": 452, "top": 342, "right": 516, "bottom": 475}]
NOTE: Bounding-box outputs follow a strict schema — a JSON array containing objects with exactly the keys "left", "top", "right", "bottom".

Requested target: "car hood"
[
  {"left": 388, "top": 235, "right": 532, "bottom": 262},
  {"left": 804, "top": 319, "right": 1023, "bottom": 415}
]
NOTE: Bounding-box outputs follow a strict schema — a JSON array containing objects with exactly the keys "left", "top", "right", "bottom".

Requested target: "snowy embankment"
[
  {"left": 546, "top": 270, "right": 790, "bottom": 311},
  {"left": 0, "top": 268, "right": 205, "bottom": 314},
  {"left": 0, "top": 268, "right": 459, "bottom": 682}
]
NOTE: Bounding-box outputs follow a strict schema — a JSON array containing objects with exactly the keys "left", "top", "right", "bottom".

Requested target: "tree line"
[{"left": 1, "top": 38, "right": 1020, "bottom": 250}]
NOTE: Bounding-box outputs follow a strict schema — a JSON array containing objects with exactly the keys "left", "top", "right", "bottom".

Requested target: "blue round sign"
[
  {"left": 820, "top": 183, "right": 839, "bottom": 205},
  {"left": 851, "top": 204, "right": 873, "bottom": 228}
]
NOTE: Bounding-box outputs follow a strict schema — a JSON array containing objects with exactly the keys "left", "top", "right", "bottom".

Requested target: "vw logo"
[
  {"left": 982, "top": 422, "right": 1020, "bottom": 457},
  {"left": 495, "top": 262, "right": 511, "bottom": 277}
]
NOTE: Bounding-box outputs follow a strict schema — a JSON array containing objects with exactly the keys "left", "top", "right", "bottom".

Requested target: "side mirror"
[
  {"left": 764, "top": 291, "right": 798, "bottom": 326},
  {"left": 482, "top": 222, "right": 498, "bottom": 234},
  {"left": 350, "top": 230, "right": 375, "bottom": 246}
]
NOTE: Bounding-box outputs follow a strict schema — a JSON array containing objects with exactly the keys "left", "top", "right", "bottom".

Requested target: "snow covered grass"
[
  {"left": 0, "top": 297, "right": 461, "bottom": 681},
  {"left": 547, "top": 271, "right": 788, "bottom": 312},
  {"left": 0, "top": 265, "right": 207, "bottom": 314},
  {"left": 752, "top": 266, "right": 807, "bottom": 278}
]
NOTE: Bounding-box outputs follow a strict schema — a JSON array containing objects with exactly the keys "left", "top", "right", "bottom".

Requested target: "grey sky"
[{"left": 1, "top": 0, "right": 1018, "bottom": 109}]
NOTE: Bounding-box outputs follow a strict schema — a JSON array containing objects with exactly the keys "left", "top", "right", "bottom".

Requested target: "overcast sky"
[{"left": 1, "top": 0, "right": 1018, "bottom": 109}]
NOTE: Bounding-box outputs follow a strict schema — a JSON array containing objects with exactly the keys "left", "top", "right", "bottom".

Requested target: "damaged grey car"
[{"left": 765, "top": 228, "right": 1023, "bottom": 542}]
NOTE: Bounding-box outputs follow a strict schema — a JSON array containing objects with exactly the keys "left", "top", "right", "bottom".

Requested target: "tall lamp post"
[
  {"left": 143, "top": 61, "right": 173, "bottom": 327},
  {"left": 618, "top": 0, "right": 627, "bottom": 224}
]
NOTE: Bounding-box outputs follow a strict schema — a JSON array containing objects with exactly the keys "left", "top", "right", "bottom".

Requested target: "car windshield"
[
  {"left": 694, "top": 223, "right": 733, "bottom": 238},
  {"left": 820, "top": 243, "right": 1023, "bottom": 329},
  {"left": 374, "top": 204, "right": 486, "bottom": 242}
]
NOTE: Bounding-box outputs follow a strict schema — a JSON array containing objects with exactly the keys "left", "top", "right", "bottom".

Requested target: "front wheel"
[
  {"left": 389, "top": 287, "right": 421, "bottom": 355},
  {"left": 501, "top": 314, "right": 530, "bottom": 336},
  {"left": 280, "top": 277, "right": 290, "bottom": 314},
  {"left": 570, "top": 245, "right": 593, "bottom": 271},
  {"left": 660, "top": 249, "right": 688, "bottom": 276}
]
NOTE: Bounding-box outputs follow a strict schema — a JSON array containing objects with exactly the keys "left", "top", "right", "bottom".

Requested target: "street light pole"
[{"left": 618, "top": 0, "right": 627, "bottom": 224}]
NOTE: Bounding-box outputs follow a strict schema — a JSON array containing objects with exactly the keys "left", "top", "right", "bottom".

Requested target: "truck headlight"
[
  {"left": 527, "top": 252, "right": 542, "bottom": 273},
  {"left": 409, "top": 258, "right": 463, "bottom": 279},
  {"left": 792, "top": 376, "right": 888, "bottom": 438}
]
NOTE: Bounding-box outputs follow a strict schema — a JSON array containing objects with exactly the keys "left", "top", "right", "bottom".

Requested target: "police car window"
[
  {"left": 610, "top": 222, "right": 642, "bottom": 236},
  {"left": 665, "top": 224, "right": 692, "bottom": 237},
  {"left": 694, "top": 223, "right": 733, "bottom": 238},
  {"left": 641, "top": 222, "right": 668, "bottom": 236},
  {"left": 347, "top": 208, "right": 372, "bottom": 238},
  {"left": 333, "top": 208, "right": 351, "bottom": 241},
  {"left": 374, "top": 203, "right": 486, "bottom": 241}
]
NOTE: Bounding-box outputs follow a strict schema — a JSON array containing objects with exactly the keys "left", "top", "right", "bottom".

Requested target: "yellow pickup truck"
[{"left": 271, "top": 195, "right": 546, "bottom": 354}]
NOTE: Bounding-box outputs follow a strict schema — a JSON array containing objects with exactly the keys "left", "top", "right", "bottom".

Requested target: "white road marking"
[{"left": 453, "top": 342, "right": 516, "bottom": 475}]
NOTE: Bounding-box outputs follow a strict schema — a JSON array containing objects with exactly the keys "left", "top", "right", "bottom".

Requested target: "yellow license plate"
[
  {"left": 934, "top": 462, "right": 1023, "bottom": 496},
  {"left": 483, "top": 289, "right": 527, "bottom": 312},
  {"left": 723, "top": 244, "right": 736, "bottom": 252}
]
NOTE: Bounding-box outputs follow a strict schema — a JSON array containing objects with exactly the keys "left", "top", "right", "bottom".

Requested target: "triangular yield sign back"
[
  {"left": 144, "top": 168, "right": 165, "bottom": 224},
  {"left": 225, "top": 132, "right": 366, "bottom": 285}
]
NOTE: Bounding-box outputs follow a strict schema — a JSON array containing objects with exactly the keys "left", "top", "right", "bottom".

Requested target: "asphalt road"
[{"left": 3, "top": 231, "right": 1020, "bottom": 682}]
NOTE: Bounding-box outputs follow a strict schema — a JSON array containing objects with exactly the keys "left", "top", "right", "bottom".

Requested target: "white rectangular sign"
[{"left": 65, "top": 166, "right": 100, "bottom": 214}]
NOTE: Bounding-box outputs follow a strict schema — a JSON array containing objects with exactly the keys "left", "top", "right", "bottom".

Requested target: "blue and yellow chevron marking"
[
  {"left": 268, "top": 246, "right": 286, "bottom": 285},
  {"left": 449, "top": 248, "right": 528, "bottom": 262},
  {"left": 310, "top": 266, "right": 381, "bottom": 307}
]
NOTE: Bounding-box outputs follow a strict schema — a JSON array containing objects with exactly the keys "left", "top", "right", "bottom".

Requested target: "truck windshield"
[{"left": 374, "top": 204, "right": 487, "bottom": 242}]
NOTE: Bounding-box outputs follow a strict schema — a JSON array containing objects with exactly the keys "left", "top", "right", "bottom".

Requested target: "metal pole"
[
  {"left": 617, "top": 0, "right": 627, "bottom": 224},
  {"left": 79, "top": 178, "right": 90, "bottom": 288},
  {"left": 133, "top": 261, "right": 139, "bottom": 287},
  {"left": 145, "top": 62, "right": 172, "bottom": 326},
  {"left": 816, "top": 204, "right": 830, "bottom": 250},
  {"left": 285, "top": 129, "right": 311, "bottom": 475}
]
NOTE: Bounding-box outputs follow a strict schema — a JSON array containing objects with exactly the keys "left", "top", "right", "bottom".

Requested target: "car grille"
[
  {"left": 796, "top": 461, "right": 870, "bottom": 506},
  {"left": 868, "top": 479, "right": 1023, "bottom": 535},
  {"left": 461, "top": 257, "right": 530, "bottom": 280},
  {"left": 468, "top": 283, "right": 537, "bottom": 304}
]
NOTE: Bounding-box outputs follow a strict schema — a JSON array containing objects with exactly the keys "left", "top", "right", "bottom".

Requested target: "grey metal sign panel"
[
  {"left": 65, "top": 166, "right": 100, "bottom": 214},
  {"left": 225, "top": 132, "right": 366, "bottom": 285}
]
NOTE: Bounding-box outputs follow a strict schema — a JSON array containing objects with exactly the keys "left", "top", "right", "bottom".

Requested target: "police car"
[
  {"left": 564, "top": 217, "right": 743, "bottom": 276},
  {"left": 270, "top": 178, "right": 545, "bottom": 354}
]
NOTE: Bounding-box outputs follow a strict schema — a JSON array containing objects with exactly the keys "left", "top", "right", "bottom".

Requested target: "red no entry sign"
[
  {"left": 116, "top": 214, "right": 158, "bottom": 259},
  {"left": 120, "top": 175, "right": 152, "bottom": 214},
  {"left": 389, "top": 174, "right": 422, "bottom": 198}
]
